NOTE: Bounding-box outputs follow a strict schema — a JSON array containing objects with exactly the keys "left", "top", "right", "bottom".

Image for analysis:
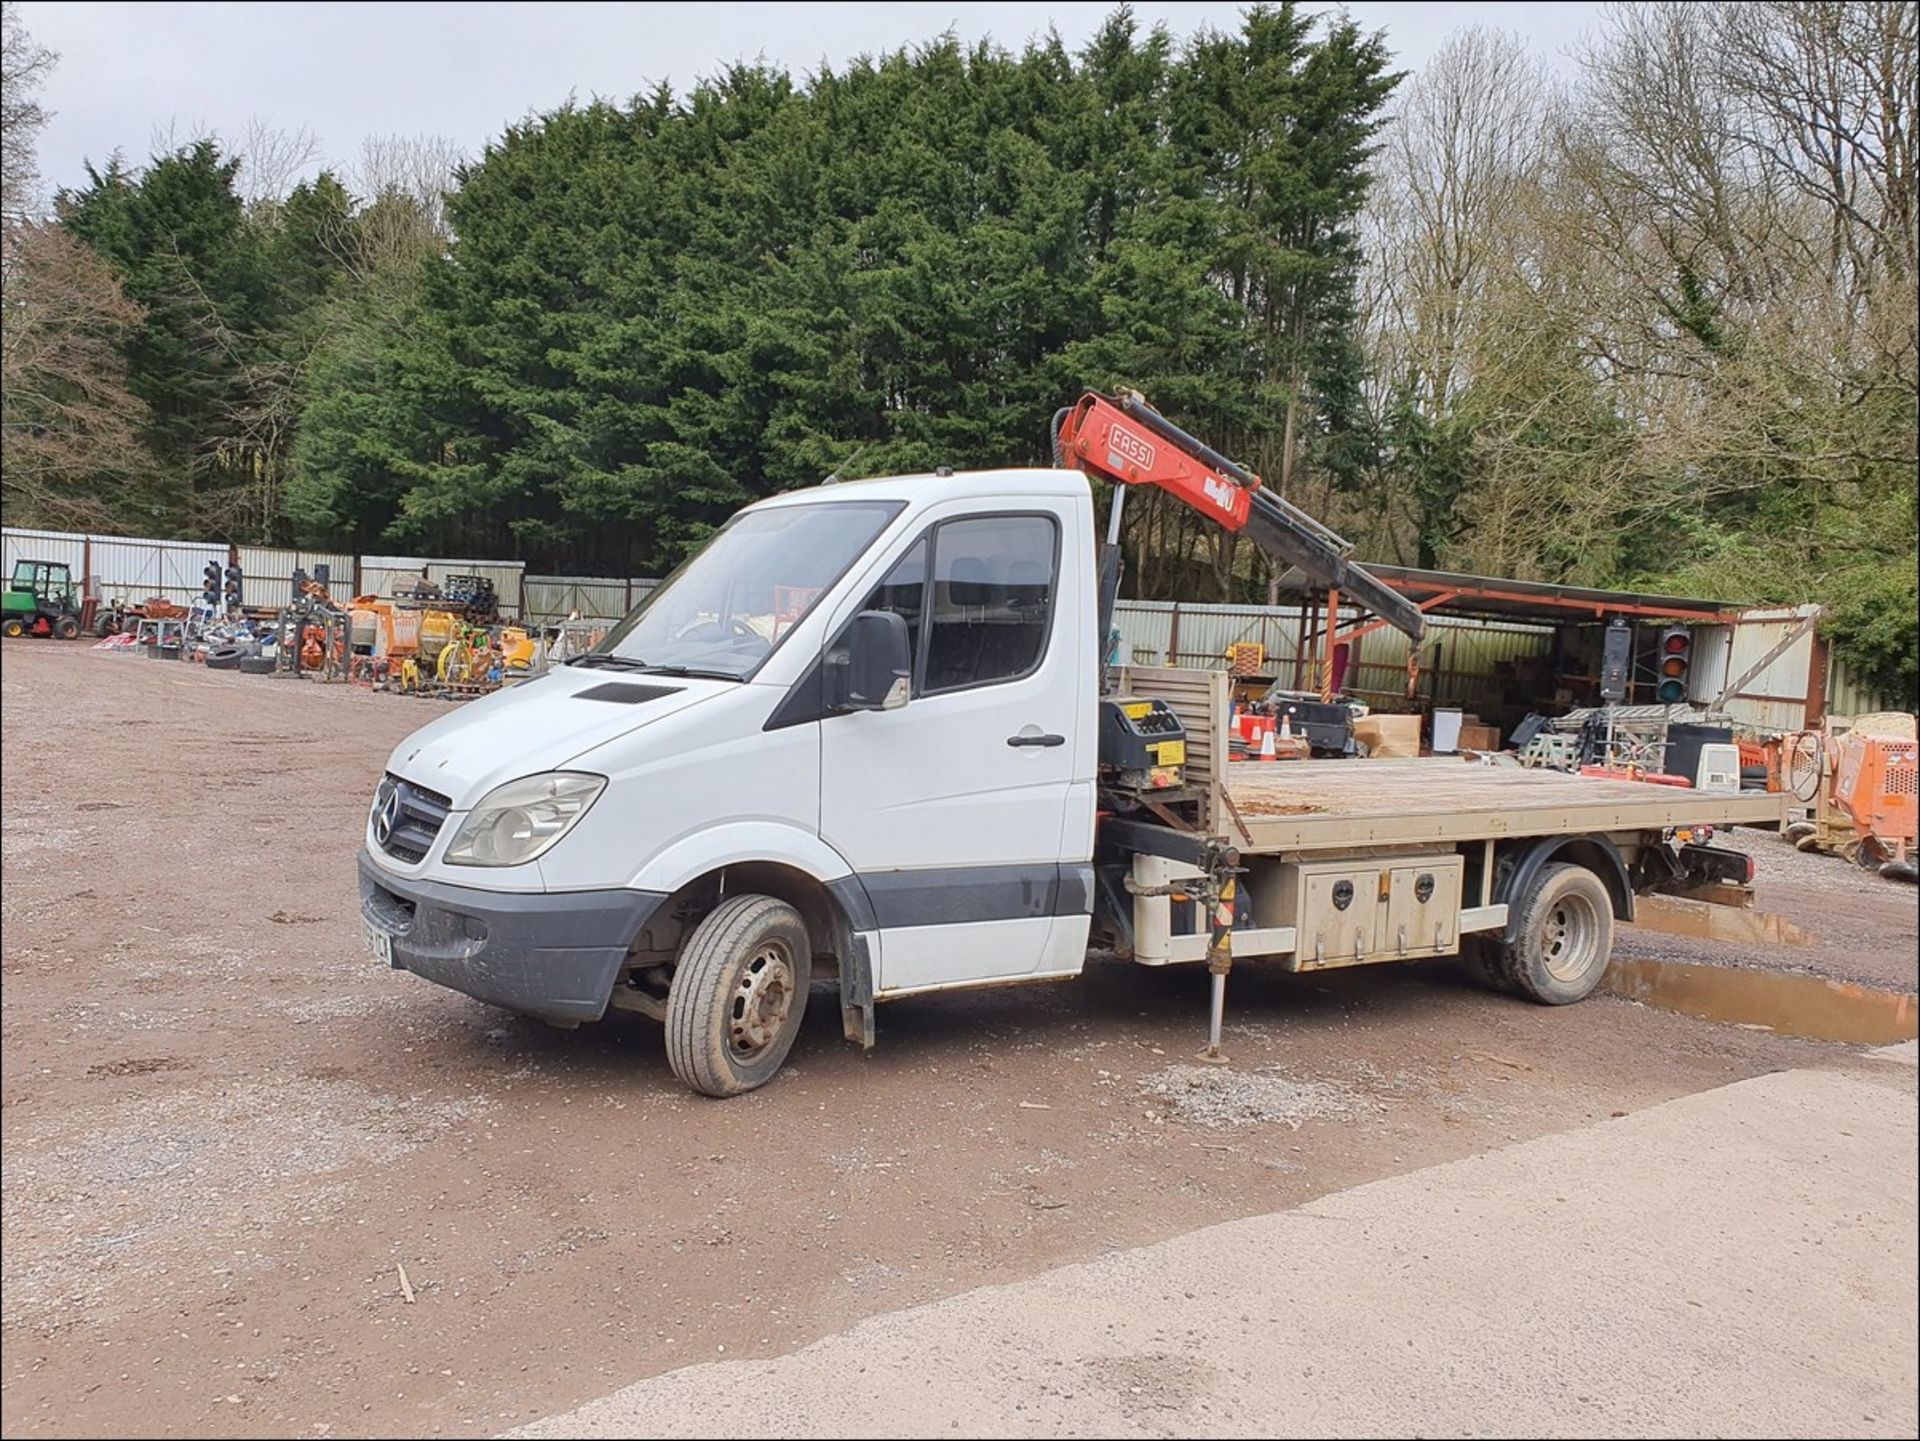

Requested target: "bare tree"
[
  {"left": 234, "top": 116, "right": 324, "bottom": 210},
  {"left": 335, "top": 133, "right": 463, "bottom": 276},
  {"left": 1371, "top": 27, "right": 1551, "bottom": 409},
  {"left": 1, "top": 0, "right": 56, "bottom": 221},
  {"left": 1710, "top": 0, "right": 1917, "bottom": 292},
  {"left": 0, "top": 221, "right": 151, "bottom": 529}
]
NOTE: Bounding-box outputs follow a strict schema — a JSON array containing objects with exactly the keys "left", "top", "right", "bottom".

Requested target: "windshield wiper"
[
  {"left": 566, "top": 653, "right": 654, "bottom": 670},
  {"left": 565, "top": 654, "right": 742, "bottom": 682},
  {"left": 624, "top": 664, "right": 744, "bottom": 682}
]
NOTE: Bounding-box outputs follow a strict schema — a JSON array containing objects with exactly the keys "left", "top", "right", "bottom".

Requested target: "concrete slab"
[
  {"left": 1870, "top": 1040, "right": 1917, "bottom": 1067},
  {"left": 516, "top": 1066, "right": 1918, "bottom": 1440}
]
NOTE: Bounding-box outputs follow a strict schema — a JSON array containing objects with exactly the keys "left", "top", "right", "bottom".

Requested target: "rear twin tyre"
[
  {"left": 1461, "top": 862, "right": 1615, "bottom": 1006},
  {"left": 665, "top": 894, "right": 812, "bottom": 1097}
]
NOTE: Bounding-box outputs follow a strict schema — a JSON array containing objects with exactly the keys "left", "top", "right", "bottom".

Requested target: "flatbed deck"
[{"left": 1223, "top": 757, "right": 1787, "bottom": 852}]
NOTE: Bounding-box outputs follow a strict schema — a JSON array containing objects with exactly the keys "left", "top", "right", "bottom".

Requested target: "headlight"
[{"left": 443, "top": 772, "right": 606, "bottom": 867}]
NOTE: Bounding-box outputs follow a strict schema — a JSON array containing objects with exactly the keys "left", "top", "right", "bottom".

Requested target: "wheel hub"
[
  {"left": 729, "top": 944, "right": 795, "bottom": 1060},
  {"left": 1541, "top": 895, "right": 1601, "bottom": 983}
]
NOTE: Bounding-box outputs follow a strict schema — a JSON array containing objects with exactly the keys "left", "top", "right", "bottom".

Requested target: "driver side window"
[{"left": 850, "top": 516, "right": 1059, "bottom": 698}]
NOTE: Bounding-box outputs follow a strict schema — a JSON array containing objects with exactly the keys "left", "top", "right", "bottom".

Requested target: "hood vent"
[{"left": 575, "top": 682, "right": 682, "bottom": 705}]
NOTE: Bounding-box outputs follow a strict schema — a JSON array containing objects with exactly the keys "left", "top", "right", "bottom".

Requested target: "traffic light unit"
[
  {"left": 202, "top": 561, "right": 223, "bottom": 608},
  {"left": 223, "top": 564, "right": 243, "bottom": 609},
  {"left": 1656, "top": 625, "right": 1692, "bottom": 704},
  {"left": 1599, "top": 617, "right": 1632, "bottom": 703}
]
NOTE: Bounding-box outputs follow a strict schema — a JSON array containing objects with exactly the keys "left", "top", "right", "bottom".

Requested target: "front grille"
[{"left": 374, "top": 774, "right": 452, "bottom": 863}]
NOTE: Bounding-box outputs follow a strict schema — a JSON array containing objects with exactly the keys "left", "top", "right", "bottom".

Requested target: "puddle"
[
  {"left": 1603, "top": 957, "right": 1919, "bottom": 1045},
  {"left": 1628, "top": 893, "right": 1816, "bottom": 947}
]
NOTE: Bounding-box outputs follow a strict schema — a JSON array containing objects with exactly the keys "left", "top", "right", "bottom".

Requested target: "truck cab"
[{"left": 360, "top": 469, "right": 1102, "bottom": 1092}]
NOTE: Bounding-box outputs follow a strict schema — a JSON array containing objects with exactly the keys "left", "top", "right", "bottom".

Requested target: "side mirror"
[{"left": 828, "top": 610, "right": 911, "bottom": 712}]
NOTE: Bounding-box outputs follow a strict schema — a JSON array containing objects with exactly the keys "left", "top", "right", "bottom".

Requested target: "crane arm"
[{"left": 1054, "top": 391, "right": 1426, "bottom": 643}]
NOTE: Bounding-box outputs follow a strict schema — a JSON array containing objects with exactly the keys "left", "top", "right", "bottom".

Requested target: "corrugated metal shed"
[
  {"left": 1828, "top": 656, "right": 1900, "bottom": 721},
  {"left": 1113, "top": 599, "right": 1552, "bottom": 711}
]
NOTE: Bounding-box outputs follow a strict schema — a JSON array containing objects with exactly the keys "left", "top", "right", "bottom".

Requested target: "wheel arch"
[
  {"left": 648, "top": 855, "right": 878, "bottom": 1052},
  {"left": 1494, "top": 834, "right": 1634, "bottom": 945}
]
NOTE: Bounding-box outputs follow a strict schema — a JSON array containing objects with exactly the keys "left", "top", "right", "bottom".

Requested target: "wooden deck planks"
[{"left": 1223, "top": 756, "right": 1784, "bottom": 850}]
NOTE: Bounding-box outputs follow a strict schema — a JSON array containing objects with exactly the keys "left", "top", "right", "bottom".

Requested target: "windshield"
[{"left": 590, "top": 499, "right": 903, "bottom": 679}]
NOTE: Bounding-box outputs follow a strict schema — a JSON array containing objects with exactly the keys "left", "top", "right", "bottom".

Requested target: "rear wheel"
[
  {"left": 52, "top": 615, "right": 81, "bottom": 640},
  {"left": 1, "top": 618, "right": 23, "bottom": 638},
  {"left": 1498, "top": 862, "right": 1615, "bottom": 1005},
  {"left": 665, "top": 895, "right": 811, "bottom": 1097}
]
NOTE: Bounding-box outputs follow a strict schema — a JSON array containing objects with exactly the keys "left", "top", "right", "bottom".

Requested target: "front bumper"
[{"left": 358, "top": 849, "right": 668, "bottom": 1023}]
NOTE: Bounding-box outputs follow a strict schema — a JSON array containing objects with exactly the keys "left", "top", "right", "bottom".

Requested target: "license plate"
[{"left": 363, "top": 918, "right": 395, "bottom": 967}]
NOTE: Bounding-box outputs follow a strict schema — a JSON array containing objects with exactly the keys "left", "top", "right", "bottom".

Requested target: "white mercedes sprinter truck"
[{"left": 359, "top": 466, "right": 1782, "bottom": 1096}]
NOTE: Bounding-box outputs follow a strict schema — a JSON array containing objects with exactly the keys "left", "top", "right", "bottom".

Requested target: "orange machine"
[
  {"left": 1785, "top": 713, "right": 1918, "bottom": 882},
  {"left": 348, "top": 596, "right": 425, "bottom": 661},
  {"left": 1833, "top": 726, "right": 1917, "bottom": 874}
]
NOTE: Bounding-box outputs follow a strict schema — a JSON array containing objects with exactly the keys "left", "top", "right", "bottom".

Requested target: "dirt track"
[{"left": 1, "top": 641, "right": 1911, "bottom": 1439}]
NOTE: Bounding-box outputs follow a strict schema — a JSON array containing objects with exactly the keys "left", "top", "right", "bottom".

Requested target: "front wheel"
[
  {"left": 1498, "top": 862, "right": 1616, "bottom": 1005},
  {"left": 665, "top": 894, "right": 812, "bottom": 1097},
  {"left": 53, "top": 615, "right": 81, "bottom": 640},
  {"left": 1, "top": 619, "right": 23, "bottom": 638}
]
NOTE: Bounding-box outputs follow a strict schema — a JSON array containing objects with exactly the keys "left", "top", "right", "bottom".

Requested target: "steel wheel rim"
[
  {"left": 729, "top": 943, "right": 795, "bottom": 1061},
  {"left": 1541, "top": 892, "right": 1602, "bottom": 983}
]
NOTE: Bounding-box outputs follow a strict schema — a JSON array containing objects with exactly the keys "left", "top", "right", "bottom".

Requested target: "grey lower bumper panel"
[{"left": 358, "top": 849, "right": 668, "bottom": 1023}]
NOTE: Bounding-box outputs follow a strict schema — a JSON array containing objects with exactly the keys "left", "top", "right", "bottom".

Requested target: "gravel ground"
[
  {"left": 0, "top": 641, "right": 1908, "bottom": 1440},
  {"left": 1140, "top": 1065, "right": 1365, "bottom": 1129}
]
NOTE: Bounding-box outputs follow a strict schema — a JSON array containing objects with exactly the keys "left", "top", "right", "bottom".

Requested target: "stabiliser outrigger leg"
[{"left": 1104, "top": 818, "right": 1244, "bottom": 1063}]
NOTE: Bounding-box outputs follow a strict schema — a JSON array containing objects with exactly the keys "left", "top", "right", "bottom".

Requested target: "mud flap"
[{"left": 840, "top": 932, "right": 877, "bottom": 1049}]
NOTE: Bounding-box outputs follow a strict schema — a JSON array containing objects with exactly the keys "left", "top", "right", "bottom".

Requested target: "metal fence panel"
[
  {"left": 358, "top": 556, "right": 434, "bottom": 605},
  {"left": 521, "top": 575, "right": 655, "bottom": 624},
  {"left": 236, "top": 545, "right": 355, "bottom": 604},
  {"left": 1728, "top": 607, "right": 1818, "bottom": 702},
  {"left": 2, "top": 527, "right": 88, "bottom": 582},
  {"left": 423, "top": 560, "right": 525, "bottom": 618},
  {"left": 87, "top": 534, "right": 229, "bottom": 605}
]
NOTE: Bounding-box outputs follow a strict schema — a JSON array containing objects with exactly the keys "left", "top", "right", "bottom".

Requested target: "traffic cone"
[
  {"left": 1259, "top": 725, "right": 1277, "bottom": 762},
  {"left": 1279, "top": 712, "right": 1294, "bottom": 742}
]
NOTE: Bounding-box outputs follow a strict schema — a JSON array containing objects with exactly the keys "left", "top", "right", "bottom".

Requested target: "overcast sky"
[{"left": 20, "top": 1, "right": 1603, "bottom": 196}]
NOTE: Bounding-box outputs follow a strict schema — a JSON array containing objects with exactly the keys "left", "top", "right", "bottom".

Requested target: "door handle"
[{"left": 1007, "top": 733, "right": 1066, "bottom": 748}]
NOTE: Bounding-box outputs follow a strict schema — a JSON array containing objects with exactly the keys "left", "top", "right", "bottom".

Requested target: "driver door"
[{"left": 819, "top": 501, "right": 1089, "bottom": 994}]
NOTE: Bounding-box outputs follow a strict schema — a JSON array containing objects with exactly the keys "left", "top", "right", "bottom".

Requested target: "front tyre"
[
  {"left": 1500, "top": 862, "right": 1615, "bottom": 1005},
  {"left": 665, "top": 894, "right": 811, "bottom": 1097}
]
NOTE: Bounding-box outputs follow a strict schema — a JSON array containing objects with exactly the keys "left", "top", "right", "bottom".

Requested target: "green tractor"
[{"left": 2, "top": 560, "right": 85, "bottom": 640}]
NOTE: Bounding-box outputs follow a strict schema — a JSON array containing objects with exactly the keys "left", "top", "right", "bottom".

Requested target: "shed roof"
[{"left": 1279, "top": 562, "right": 1743, "bottom": 626}]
